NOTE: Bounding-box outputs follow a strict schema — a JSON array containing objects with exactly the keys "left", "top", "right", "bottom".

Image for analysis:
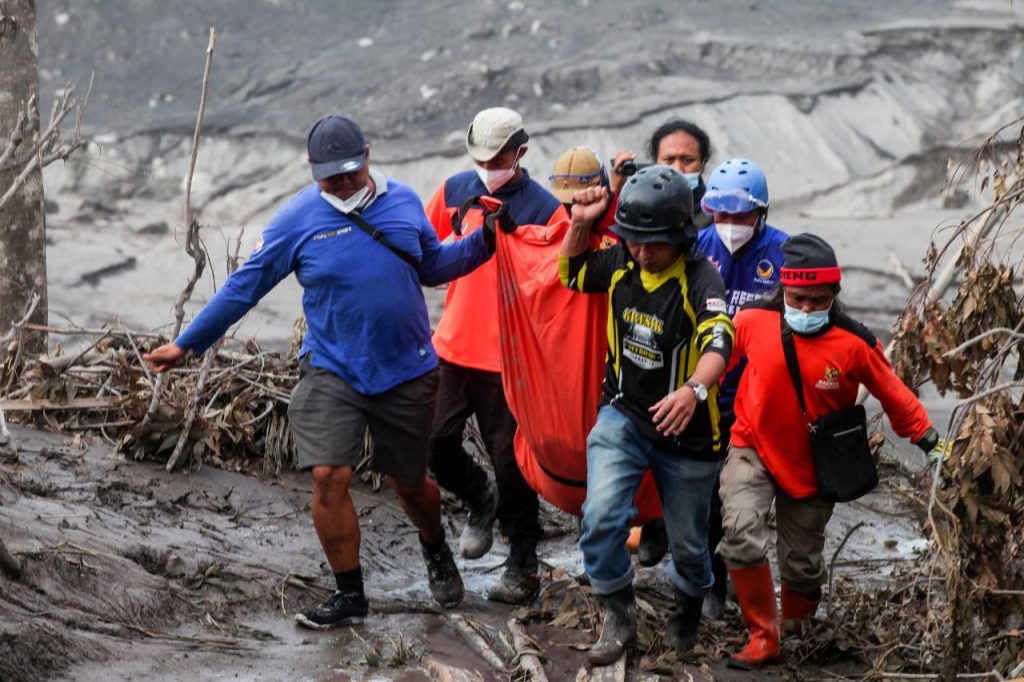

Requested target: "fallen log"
[
  {"left": 0, "top": 396, "right": 122, "bottom": 411},
  {"left": 508, "top": 619, "right": 548, "bottom": 682}
]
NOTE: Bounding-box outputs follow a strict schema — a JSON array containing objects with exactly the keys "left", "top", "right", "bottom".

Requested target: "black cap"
[
  {"left": 307, "top": 115, "right": 366, "bottom": 181},
  {"left": 780, "top": 233, "right": 841, "bottom": 286}
]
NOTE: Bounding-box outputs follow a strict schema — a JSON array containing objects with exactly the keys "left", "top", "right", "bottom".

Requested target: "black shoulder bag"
[
  {"left": 780, "top": 319, "right": 878, "bottom": 502},
  {"left": 346, "top": 211, "right": 420, "bottom": 270}
]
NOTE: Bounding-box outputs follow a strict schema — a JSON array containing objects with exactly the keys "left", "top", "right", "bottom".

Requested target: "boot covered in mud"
[
  {"left": 295, "top": 588, "right": 369, "bottom": 630},
  {"left": 636, "top": 518, "right": 668, "bottom": 567},
  {"left": 487, "top": 536, "right": 540, "bottom": 604},
  {"left": 421, "top": 532, "right": 465, "bottom": 609},
  {"left": 588, "top": 584, "right": 637, "bottom": 666},
  {"left": 780, "top": 584, "right": 820, "bottom": 637},
  {"left": 727, "top": 563, "right": 780, "bottom": 670},
  {"left": 664, "top": 588, "right": 703, "bottom": 655},
  {"left": 458, "top": 476, "right": 498, "bottom": 559}
]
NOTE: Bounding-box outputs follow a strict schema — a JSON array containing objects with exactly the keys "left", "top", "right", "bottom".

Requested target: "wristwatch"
[{"left": 684, "top": 380, "right": 708, "bottom": 403}]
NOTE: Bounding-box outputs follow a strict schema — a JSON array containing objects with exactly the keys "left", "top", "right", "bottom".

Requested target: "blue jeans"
[{"left": 581, "top": 405, "right": 720, "bottom": 597}]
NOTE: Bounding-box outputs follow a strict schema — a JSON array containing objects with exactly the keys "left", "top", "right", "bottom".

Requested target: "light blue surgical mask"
[
  {"left": 784, "top": 302, "right": 831, "bottom": 334},
  {"left": 683, "top": 172, "right": 701, "bottom": 191}
]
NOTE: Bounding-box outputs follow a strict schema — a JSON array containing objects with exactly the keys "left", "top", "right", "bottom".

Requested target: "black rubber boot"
[
  {"left": 588, "top": 584, "right": 637, "bottom": 666},
  {"left": 421, "top": 534, "right": 465, "bottom": 609},
  {"left": 665, "top": 588, "right": 703, "bottom": 654},
  {"left": 458, "top": 477, "right": 498, "bottom": 559},
  {"left": 637, "top": 519, "right": 668, "bottom": 567},
  {"left": 487, "top": 537, "right": 540, "bottom": 604}
]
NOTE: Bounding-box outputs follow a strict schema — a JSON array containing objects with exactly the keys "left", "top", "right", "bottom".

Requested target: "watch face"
[{"left": 687, "top": 382, "right": 707, "bottom": 401}]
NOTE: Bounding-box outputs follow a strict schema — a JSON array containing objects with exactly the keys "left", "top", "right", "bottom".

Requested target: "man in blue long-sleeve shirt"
[{"left": 145, "top": 115, "right": 495, "bottom": 629}]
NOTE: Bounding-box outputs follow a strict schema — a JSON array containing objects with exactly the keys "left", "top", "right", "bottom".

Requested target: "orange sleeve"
[
  {"left": 424, "top": 182, "right": 455, "bottom": 241},
  {"left": 725, "top": 309, "right": 750, "bottom": 374},
  {"left": 856, "top": 340, "right": 933, "bottom": 441}
]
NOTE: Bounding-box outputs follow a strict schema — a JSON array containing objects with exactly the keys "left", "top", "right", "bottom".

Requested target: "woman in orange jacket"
[{"left": 721, "top": 233, "right": 942, "bottom": 669}]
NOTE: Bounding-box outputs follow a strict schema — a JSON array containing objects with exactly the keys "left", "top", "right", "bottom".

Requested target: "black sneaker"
[
  {"left": 294, "top": 590, "right": 369, "bottom": 630},
  {"left": 422, "top": 541, "right": 464, "bottom": 608}
]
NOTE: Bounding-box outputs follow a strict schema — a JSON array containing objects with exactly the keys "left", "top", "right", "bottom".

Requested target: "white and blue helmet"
[{"left": 700, "top": 158, "right": 769, "bottom": 214}]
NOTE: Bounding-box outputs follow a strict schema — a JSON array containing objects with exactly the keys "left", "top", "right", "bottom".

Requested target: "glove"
[
  {"left": 927, "top": 439, "right": 953, "bottom": 465},
  {"left": 484, "top": 202, "right": 518, "bottom": 235},
  {"left": 480, "top": 201, "right": 518, "bottom": 250},
  {"left": 914, "top": 427, "right": 951, "bottom": 464}
]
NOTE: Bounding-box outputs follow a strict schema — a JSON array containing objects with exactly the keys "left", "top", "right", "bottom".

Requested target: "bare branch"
[{"left": 145, "top": 28, "right": 218, "bottom": 422}]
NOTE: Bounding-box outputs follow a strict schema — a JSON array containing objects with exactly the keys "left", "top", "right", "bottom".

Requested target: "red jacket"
[
  {"left": 426, "top": 169, "right": 569, "bottom": 373},
  {"left": 730, "top": 301, "right": 932, "bottom": 498}
]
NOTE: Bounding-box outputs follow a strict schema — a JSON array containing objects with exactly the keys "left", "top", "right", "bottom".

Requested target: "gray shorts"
[{"left": 287, "top": 357, "right": 440, "bottom": 484}]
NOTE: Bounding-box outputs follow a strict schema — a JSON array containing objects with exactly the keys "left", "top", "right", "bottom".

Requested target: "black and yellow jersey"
[{"left": 559, "top": 244, "right": 734, "bottom": 458}]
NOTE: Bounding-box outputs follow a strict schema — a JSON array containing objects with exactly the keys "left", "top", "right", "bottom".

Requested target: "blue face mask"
[
  {"left": 682, "top": 172, "right": 701, "bottom": 191},
  {"left": 784, "top": 302, "right": 831, "bottom": 334}
]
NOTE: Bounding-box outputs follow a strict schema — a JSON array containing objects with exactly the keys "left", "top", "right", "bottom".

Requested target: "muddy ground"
[
  {"left": 4, "top": 1, "right": 1015, "bottom": 679},
  {"left": 0, "top": 421, "right": 934, "bottom": 682}
]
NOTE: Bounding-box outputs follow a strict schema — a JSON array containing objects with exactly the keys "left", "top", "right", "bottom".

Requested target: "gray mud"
[
  {"left": 0, "top": 422, "right": 933, "bottom": 682},
  {"left": 5, "top": 0, "right": 1021, "bottom": 679}
]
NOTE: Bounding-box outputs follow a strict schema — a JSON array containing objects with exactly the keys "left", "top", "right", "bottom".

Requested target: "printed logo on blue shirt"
[
  {"left": 754, "top": 259, "right": 775, "bottom": 285},
  {"left": 312, "top": 227, "right": 353, "bottom": 241}
]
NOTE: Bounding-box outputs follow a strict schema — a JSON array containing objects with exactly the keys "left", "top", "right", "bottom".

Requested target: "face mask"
[
  {"left": 321, "top": 185, "right": 371, "bottom": 214},
  {"left": 682, "top": 172, "right": 701, "bottom": 191},
  {"left": 784, "top": 302, "right": 832, "bottom": 334},
  {"left": 714, "top": 222, "right": 756, "bottom": 254},
  {"left": 475, "top": 148, "right": 522, "bottom": 193}
]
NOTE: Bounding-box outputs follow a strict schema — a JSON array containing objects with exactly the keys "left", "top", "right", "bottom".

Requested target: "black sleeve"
[
  {"left": 686, "top": 258, "right": 735, "bottom": 360},
  {"left": 558, "top": 244, "right": 629, "bottom": 294}
]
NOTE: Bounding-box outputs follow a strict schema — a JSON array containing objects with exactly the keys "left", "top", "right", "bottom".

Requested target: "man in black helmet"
[{"left": 558, "top": 166, "right": 734, "bottom": 664}]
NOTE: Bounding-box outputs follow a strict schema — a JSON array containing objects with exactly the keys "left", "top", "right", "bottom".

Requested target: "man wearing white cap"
[{"left": 424, "top": 107, "right": 569, "bottom": 604}]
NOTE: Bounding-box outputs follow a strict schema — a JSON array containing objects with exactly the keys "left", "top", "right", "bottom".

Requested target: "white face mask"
[
  {"left": 714, "top": 222, "right": 756, "bottom": 254},
  {"left": 321, "top": 184, "right": 371, "bottom": 214},
  {"left": 475, "top": 148, "right": 522, "bottom": 193}
]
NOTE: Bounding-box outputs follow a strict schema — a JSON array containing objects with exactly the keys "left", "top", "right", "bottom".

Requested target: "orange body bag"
[{"left": 493, "top": 218, "right": 661, "bottom": 523}]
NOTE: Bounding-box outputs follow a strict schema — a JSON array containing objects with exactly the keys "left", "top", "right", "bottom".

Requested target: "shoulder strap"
[
  {"left": 346, "top": 211, "right": 420, "bottom": 270},
  {"left": 780, "top": 316, "right": 809, "bottom": 417}
]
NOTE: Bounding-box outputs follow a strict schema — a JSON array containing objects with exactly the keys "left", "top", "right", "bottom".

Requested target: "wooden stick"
[
  {"left": 508, "top": 619, "right": 548, "bottom": 682},
  {"left": 146, "top": 27, "right": 217, "bottom": 422},
  {"left": 448, "top": 614, "right": 507, "bottom": 673},
  {"left": 576, "top": 654, "right": 626, "bottom": 682},
  {"left": 166, "top": 348, "right": 215, "bottom": 472},
  {"left": 0, "top": 397, "right": 121, "bottom": 411}
]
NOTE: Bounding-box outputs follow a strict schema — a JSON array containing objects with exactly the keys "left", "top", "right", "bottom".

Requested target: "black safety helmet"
[{"left": 612, "top": 164, "right": 695, "bottom": 245}]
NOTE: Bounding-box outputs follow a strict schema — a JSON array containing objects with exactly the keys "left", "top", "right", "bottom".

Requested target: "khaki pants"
[{"left": 718, "top": 446, "right": 834, "bottom": 595}]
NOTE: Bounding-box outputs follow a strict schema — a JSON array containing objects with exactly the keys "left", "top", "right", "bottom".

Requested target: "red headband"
[{"left": 779, "top": 266, "right": 842, "bottom": 286}]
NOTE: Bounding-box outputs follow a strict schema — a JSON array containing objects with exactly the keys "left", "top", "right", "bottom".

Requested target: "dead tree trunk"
[{"left": 0, "top": 0, "right": 48, "bottom": 363}]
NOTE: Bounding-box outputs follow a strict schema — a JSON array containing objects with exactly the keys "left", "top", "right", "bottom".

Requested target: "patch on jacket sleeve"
[{"left": 706, "top": 297, "right": 727, "bottom": 314}]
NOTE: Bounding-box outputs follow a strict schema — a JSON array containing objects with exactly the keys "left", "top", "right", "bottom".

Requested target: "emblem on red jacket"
[{"left": 816, "top": 365, "right": 841, "bottom": 390}]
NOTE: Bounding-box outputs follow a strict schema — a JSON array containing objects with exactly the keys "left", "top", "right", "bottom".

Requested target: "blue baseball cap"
[{"left": 307, "top": 115, "right": 367, "bottom": 181}]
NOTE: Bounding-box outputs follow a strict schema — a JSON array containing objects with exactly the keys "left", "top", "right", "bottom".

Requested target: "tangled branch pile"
[
  {"left": 1, "top": 329, "right": 298, "bottom": 474},
  {"left": 890, "top": 116, "right": 1024, "bottom": 678}
]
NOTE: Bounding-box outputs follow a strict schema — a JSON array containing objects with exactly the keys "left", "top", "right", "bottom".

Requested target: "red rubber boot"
[
  {"left": 727, "top": 563, "right": 781, "bottom": 670},
  {"left": 780, "top": 585, "right": 820, "bottom": 637}
]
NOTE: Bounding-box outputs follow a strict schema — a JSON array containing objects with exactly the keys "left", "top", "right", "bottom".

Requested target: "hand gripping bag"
[{"left": 492, "top": 208, "right": 661, "bottom": 523}]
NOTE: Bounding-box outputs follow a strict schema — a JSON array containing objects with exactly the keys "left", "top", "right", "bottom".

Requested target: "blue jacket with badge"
[
  {"left": 696, "top": 223, "right": 788, "bottom": 410},
  {"left": 175, "top": 178, "right": 492, "bottom": 395}
]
